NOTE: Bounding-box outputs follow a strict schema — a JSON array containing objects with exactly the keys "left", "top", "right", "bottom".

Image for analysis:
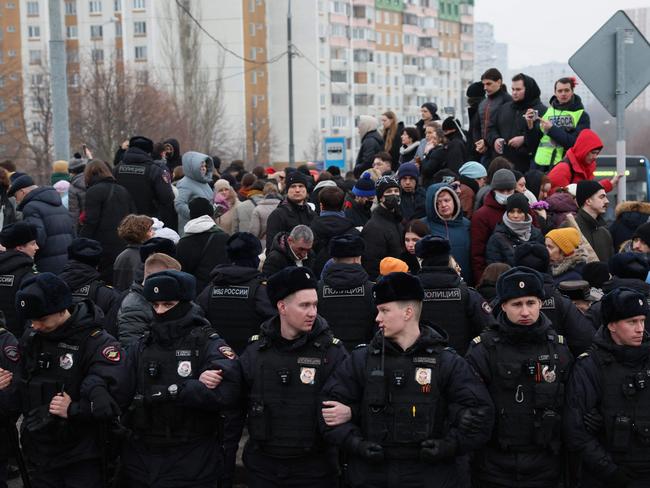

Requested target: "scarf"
[{"left": 502, "top": 213, "right": 532, "bottom": 242}]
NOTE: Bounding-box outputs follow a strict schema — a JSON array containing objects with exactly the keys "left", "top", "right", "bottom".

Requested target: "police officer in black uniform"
[
  {"left": 0, "top": 312, "right": 20, "bottom": 488},
  {"left": 113, "top": 136, "right": 176, "bottom": 230},
  {"left": 197, "top": 232, "right": 275, "bottom": 355},
  {"left": 565, "top": 287, "right": 650, "bottom": 487},
  {"left": 121, "top": 270, "right": 241, "bottom": 487},
  {"left": 415, "top": 236, "right": 496, "bottom": 356},
  {"left": 12, "top": 273, "right": 128, "bottom": 487},
  {"left": 240, "top": 266, "right": 349, "bottom": 487},
  {"left": 321, "top": 272, "right": 495, "bottom": 488},
  {"left": 317, "top": 234, "right": 376, "bottom": 350},
  {"left": 0, "top": 222, "right": 38, "bottom": 337},
  {"left": 514, "top": 242, "right": 596, "bottom": 354},
  {"left": 58, "top": 238, "right": 120, "bottom": 336},
  {"left": 466, "top": 266, "right": 573, "bottom": 488}
]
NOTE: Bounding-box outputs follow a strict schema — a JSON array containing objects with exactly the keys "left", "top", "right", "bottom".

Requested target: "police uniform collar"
[
  {"left": 593, "top": 325, "right": 650, "bottom": 366},
  {"left": 259, "top": 315, "right": 330, "bottom": 350},
  {"left": 496, "top": 313, "right": 552, "bottom": 344}
]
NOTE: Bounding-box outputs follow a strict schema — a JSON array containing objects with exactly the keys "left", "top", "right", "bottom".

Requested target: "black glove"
[
  {"left": 345, "top": 435, "right": 384, "bottom": 464},
  {"left": 89, "top": 385, "right": 121, "bottom": 419},
  {"left": 420, "top": 438, "right": 457, "bottom": 463},
  {"left": 607, "top": 467, "right": 632, "bottom": 488},
  {"left": 457, "top": 407, "right": 488, "bottom": 435},
  {"left": 583, "top": 408, "right": 604, "bottom": 435},
  {"left": 23, "top": 406, "right": 54, "bottom": 433}
]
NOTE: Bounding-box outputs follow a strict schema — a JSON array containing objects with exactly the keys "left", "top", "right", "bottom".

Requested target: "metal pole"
[
  {"left": 287, "top": 0, "right": 295, "bottom": 166},
  {"left": 49, "top": 0, "right": 70, "bottom": 162},
  {"left": 348, "top": 0, "right": 355, "bottom": 171},
  {"left": 615, "top": 28, "right": 627, "bottom": 204}
]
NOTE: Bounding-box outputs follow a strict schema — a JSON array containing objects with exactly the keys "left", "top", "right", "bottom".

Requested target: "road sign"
[
  {"left": 569, "top": 10, "right": 650, "bottom": 117},
  {"left": 324, "top": 137, "right": 346, "bottom": 169}
]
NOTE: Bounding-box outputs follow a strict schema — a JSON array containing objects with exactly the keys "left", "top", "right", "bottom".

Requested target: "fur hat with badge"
[
  {"left": 15, "top": 273, "right": 72, "bottom": 319},
  {"left": 266, "top": 266, "right": 317, "bottom": 306},
  {"left": 600, "top": 287, "right": 649, "bottom": 326},
  {"left": 144, "top": 270, "right": 196, "bottom": 303},
  {"left": 0, "top": 221, "right": 38, "bottom": 249},
  {"left": 496, "top": 266, "right": 545, "bottom": 304}
]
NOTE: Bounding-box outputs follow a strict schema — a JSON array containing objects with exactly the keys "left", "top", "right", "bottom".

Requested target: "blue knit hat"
[
  {"left": 458, "top": 161, "right": 487, "bottom": 179},
  {"left": 352, "top": 172, "right": 376, "bottom": 198},
  {"left": 397, "top": 163, "right": 419, "bottom": 180}
]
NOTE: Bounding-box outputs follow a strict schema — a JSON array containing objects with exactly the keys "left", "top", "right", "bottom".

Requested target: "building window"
[
  {"left": 29, "top": 50, "right": 42, "bottom": 65},
  {"left": 115, "top": 21, "right": 122, "bottom": 37},
  {"left": 0, "top": 122, "right": 6, "bottom": 136},
  {"left": 248, "top": 22, "right": 255, "bottom": 36},
  {"left": 66, "top": 25, "right": 78, "bottom": 38},
  {"left": 31, "top": 121, "right": 42, "bottom": 134},
  {"left": 5, "top": 2, "right": 15, "bottom": 9},
  {"left": 135, "top": 70, "right": 148, "bottom": 85},
  {"left": 67, "top": 48, "right": 79, "bottom": 63},
  {"left": 7, "top": 50, "right": 15, "bottom": 57},
  {"left": 6, "top": 26, "right": 15, "bottom": 33},
  {"left": 114, "top": 0, "right": 120, "bottom": 10},
  {"left": 0, "top": 76, "right": 4, "bottom": 88},
  {"left": 27, "top": 1, "right": 39, "bottom": 16},
  {"left": 90, "top": 24, "right": 103, "bottom": 39},
  {"left": 31, "top": 73, "right": 43, "bottom": 86},
  {"left": 69, "top": 72, "right": 80, "bottom": 87},
  {"left": 65, "top": 1, "right": 77, "bottom": 14},
  {"left": 134, "top": 45, "right": 146, "bottom": 61},
  {"left": 91, "top": 48, "right": 104, "bottom": 62},
  {"left": 133, "top": 0, "right": 144, "bottom": 9},
  {"left": 28, "top": 25, "right": 41, "bottom": 38},
  {"left": 133, "top": 21, "right": 146, "bottom": 35},
  {"left": 89, "top": 0, "right": 102, "bottom": 14}
]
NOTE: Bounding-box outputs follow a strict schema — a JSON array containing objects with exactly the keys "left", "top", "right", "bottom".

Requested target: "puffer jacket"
[
  {"left": 485, "top": 219, "right": 544, "bottom": 267},
  {"left": 174, "top": 151, "right": 215, "bottom": 234},
  {"left": 67, "top": 173, "right": 86, "bottom": 230},
  {"left": 249, "top": 195, "right": 281, "bottom": 249},
  {"left": 18, "top": 186, "right": 74, "bottom": 274},
  {"left": 116, "top": 282, "right": 152, "bottom": 348}
]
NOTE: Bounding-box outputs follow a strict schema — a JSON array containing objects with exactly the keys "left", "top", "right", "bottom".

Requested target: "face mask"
[
  {"left": 364, "top": 200, "right": 373, "bottom": 210},
  {"left": 494, "top": 191, "right": 510, "bottom": 205},
  {"left": 383, "top": 195, "right": 401, "bottom": 210}
]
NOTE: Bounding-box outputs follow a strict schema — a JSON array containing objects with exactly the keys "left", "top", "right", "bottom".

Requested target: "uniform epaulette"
[
  {"left": 249, "top": 334, "right": 260, "bottom": 343},
  {"left": 208, "top": 332, "right": 219, "bottom": 339},
  {"left": 354, "top": 343, "right": 368, "bottom": 350},
  {"left": 90, "top": 329, "right": 102, "bottom": 337},
  {"left": 332, "top": 337, "right": 341, "bottom": 346},
  {"left": 557, "top": 334, "right": 565, "bottom": 345},
  {"left": 472, "top": 336, "right": 481, "bottom": 344},
  {"left": 578, "top": 352, "right": 590, "bottom": 359}
]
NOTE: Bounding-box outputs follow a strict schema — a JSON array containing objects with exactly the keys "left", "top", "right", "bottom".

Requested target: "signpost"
[
  {"left": 569, "top": 10, "right": 650, "bottom": 203},
  {"left": 324, "top": 137, "right": 346, "bottom": 170}
]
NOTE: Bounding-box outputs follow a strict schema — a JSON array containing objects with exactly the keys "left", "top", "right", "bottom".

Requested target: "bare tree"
[
  {"left": 302, "top": 127, "right": 322, "bottom": 162},
  {"left": 247, "top": 101, "right": 278, "bottom": 167}
]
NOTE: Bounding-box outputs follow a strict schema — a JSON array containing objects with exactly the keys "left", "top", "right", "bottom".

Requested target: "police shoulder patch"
[
  {"left": 3, "top": 345, "right": 19, "bottom": 362},
  {"left": 219, "top": 346, "right": 236, "bottom": 360},
  {"left": 249, "top": 334, "right": 260, "bottom": 343},
  {"left": 90, "top": 329, "right": 102, "bottom": 337},
  {"left": 332, "top": 338, "right": 341, "bottom": 346},
  {"left": 557, "top": 334, "right": 565, "bottom": 345},
  {"left": 472, "top": 336, "right": 481, "bottom": 344},
  {"left": 102, "top": 345, "right": 121, "bottom": 362}
]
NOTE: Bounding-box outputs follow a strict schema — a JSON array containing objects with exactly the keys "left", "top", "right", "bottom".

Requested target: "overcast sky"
[{"left": 474, "top": 0, "right": 650, "bottom": 69}]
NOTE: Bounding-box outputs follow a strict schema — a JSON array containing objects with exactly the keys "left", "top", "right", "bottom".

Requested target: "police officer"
[
  {"left": 565, "top": 287, "right": 650, "bottom": 487},
  {"left": 415, "top": 236, "right": 496, "bottom": 355},
  {"left": 0, "top": 312, "right": 20, "bottom": 488},
  {"left": 514, "top": 242, "right": 595, "bottom": 354},
  {"left": 0, "top": 222, "right": 38, "bottom": 337},
  {"left": 59, "top": 238, "right": 121, "bottom": 336},
  {"left": 317, "top": 234, "right": 376, "bottom": 350},
  {"left": 113, "top": 136, "right": 176, "bottom": 230},
  {"left": 321, "top": 272, "right": 494, "bottom": 488},
  {"left": 12, "top": 273, "right": 128, "bottom": 486},
  {"left": 121, "top": 270, "right": 241, "bottom": 487},
  {"left": 197, "top": 232, "right": 275, "bottom": 355},
  {"left": 466, "top": 266, "right": 573, "bottom": 488},
  {"left": 240, "top": 266, "right": 348, "bottom": 487}
]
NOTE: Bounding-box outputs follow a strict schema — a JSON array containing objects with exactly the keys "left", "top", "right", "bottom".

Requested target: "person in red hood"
[{"left": 547, "top": 129, "right": 621, "bottom": 193}]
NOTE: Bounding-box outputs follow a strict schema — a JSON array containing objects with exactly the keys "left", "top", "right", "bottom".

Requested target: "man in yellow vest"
[{"left": 526, "top": 77, "right": 591, "bottom": 172}]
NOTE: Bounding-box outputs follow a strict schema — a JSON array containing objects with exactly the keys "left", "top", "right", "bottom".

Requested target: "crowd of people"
[{"left": 0, "top": 67, "right": 648, "bottom": 488}]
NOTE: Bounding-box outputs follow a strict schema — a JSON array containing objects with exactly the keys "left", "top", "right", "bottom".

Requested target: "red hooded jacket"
[{"left": 548, "top": 129, "right": 613, "bottom": 193}]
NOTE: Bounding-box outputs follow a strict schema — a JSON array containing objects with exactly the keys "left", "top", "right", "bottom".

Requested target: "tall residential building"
[
  {"left": 473, "top": 21, "right": 507, "bottom": 81},
  {"left": 4, "top": 0, "right": 475, "bottom": 168}
]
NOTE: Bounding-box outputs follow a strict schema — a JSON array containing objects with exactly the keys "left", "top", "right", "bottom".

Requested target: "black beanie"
[
  {"left": 633, "top": 222, "right": 650, "bottom": 246},
  {"left": 608, "top": 252, "right": 650, "bottom": 280},
  {"left": 506, "top": 192, "right": 530, "bottom": 215},
  {"left": 189, "top": 197, "right": 214, "bottom": 220},
  {"left": 576, "top": 180, "right": 604, "bottom": 208},
  {"left": 466, "top": 81, "right": 486, "bottom": 98},
  {"left": 513, "top": 243, "right": 550, "bottom": 273},
  {"left": 67, "top": 238, "right": 103, "bottom": 267}
]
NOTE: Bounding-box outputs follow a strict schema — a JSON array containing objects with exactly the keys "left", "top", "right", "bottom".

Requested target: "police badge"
[
  {"left": 177, "top": 361, "right": 192, "bottom": 377},
  {"left": 415, "top": 367, "right": 431, "bottom": 385},
  {"left": 300, "top": 367, "right": 316, "bottom": 385},
  {"left": 59, "top": 353, "right": 74, "bottom": 370}
]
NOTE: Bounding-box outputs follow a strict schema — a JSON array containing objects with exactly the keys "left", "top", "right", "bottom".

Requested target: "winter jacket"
[
  {"left": 17, "top": 186, "right": 74, "bottom": 274},
  {"left": 116, "top": 282, "right": 152, "bottom": 348},
  {"left": 423, "top": 183, "right": 472, "bottom": 283},
  {"left": 310, "top": 213, "right": 359, "bottom": 277},
  {"left": 573, "top": 209, "right": 614, "bottom": 262},
  {"left": 249, "top": 195, "right": 281, "bottom": 249},
  {"left": 387, "top": 121, "right": 405, "bottom": 169},
  {"left": 485, "top": 220, "right": 544, "bottom": 267},
  {"left": 547, "top": 129, "right": 614, "bottom": 193},
  {"left": 79, "top": 177, "right": 136, "bottom": 283},
  {"left": 609, "top": 201, "right": 650, "bottom": 250},
  {"left": 420, "top": 144, "right": 447, "bottom": 190},
  {"left": 477, "top": 87, "right": 512, "bottom": 145},
  {"left": 174, "top": 151, "right": 215, "bottom": 234},
  {"left": 471, "top": 191, "right": 508, "bottom": 283},
  {"left": 487, "top": 74, "right": 546, "bottom": 173},
  {"left": 262, "top": 232, "right": 315, "bottom": 277},
  {"left": 233, "top": 193, "right": 263, "bottom": 233},
  {"left": 0, "top": 187, "right": 16, "bottom": 229},
  {"left": 265, "top": 198, "right": 316, "bottom": 253},
  {"left": 0, "top": 249, "right": 35, "bottom": 336},
  {"left": 360, "top": 205, "right": 403, "bottom": 281},
  {"left": 112, "top": 245, "right": 142, "bottom": 292},
  {"left": 398, "top": 142, "right": 420, "bottom": 165},
  {"left": 176, "top": 215, "right": 230, "bottom": 292},
  {"left": 444, "top": 132, "right": 468, "bottom": 173},
  {"left": 67, "top": 173, "right": 86, "bottom": 230},
  {"left": 546, "top": 192, "right": 578, "bottom": 229},
  {"left": 162, "top": 138, "right": 181, "bottom": 172},
  {"left": 353, "top": 130, "right": 384, "bottom": 178},
  {"left": 344, "top": 198, "right": 371, "bottom": 229},
  {"left": 399, "top": 186, "right": 426, "bottom": 222}
]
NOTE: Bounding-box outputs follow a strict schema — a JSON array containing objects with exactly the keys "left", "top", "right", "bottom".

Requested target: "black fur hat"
[
  {"left": 372, "top": 272, "right": 424, "bottom": 305},
  {"left": 16, "top": 272, "right": 72, "bottom": 319}
]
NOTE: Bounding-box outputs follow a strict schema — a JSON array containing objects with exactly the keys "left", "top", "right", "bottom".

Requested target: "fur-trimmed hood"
[
  {"left": 551, "top": 245, "right": 588, "bottom": 277},
  {"left": 615, "top": 201, "right": 650, "bottom": 219}
]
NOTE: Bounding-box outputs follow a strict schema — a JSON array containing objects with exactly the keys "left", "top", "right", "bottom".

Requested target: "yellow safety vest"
[{"left": 534, "top": 107, "right": 584, "bottom": 167}]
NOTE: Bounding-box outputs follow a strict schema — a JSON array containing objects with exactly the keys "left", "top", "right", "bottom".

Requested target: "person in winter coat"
[
  {"left": 547, "top": 129, "right": 619, "bottom": 193},
  {"left": 630, "top": 221, "right": 650, "bottom": 254},
  {"left": 381, "top": 111, "right": 404, "bottom": 169},
  {"left": 8, "top": 174, "right": 74, "bottom": 274},
  {"left": 397, "top": 162, "right": 426, "bottom": 222},
  {"left": 488, "top": 73, "right": 546, "bottom": 173},
  {"left": 265, "top": 171, "right": 316, "bottom": 252},
  {"left": 467, "top": 81, "right": 487, "bottom": 161},
  {"left": 176, "top": 198, "right": 229, "bottom": 292},
  {"left": 470, "top": 169, "right": 517, "bottom": 283},
  {"left": 116, "top": 252, "right": 181, "bottom": 348},
  {"left": 400, "top": 219, "right": 429, "bottom": 274},
  {"left": 441, "top": 117, "right": 468, "bottom": 173},
  {"left": 161, "top": 137, "right": 182, "bottom": 172},
  {"left": 113, "top": 214, "right": 154, "bottom": 291},
  {"left": 353, "top": 115, "right": 384, "bottom": 178},
  {"left": 572, "top": 180, "right": 615, "bottom": 261},
  {"left": 249, "top": 181, "right": 281, "bottom": 248},
  {"left": 475, "top": 68, "right": 512, "bottom": 163},
  {"left": 485, "top": 192, "right": 544, "bottom": 267},
  {"left": 263, "top": 225, "right": 315, "bottom": 277},
  {"left": 175, "top": 151, "right": 215, "bottom": 234},
  {"left": 78, "top": 160, "right": 137, "bottom": 284},
  {"left": 50, "top": 159, "right": 70, "bottom": 185},
  {"left": 233, "top": 180, "right": 265, "bottom": 233},
  {"left": 419, "top": 124, "right": 448, "bottom": 189},
  {"left": 398, "top": 127, "right": 421, "bottom": 165},
  {"left": 527, "top": 77, "right": 591, "bottom": 170},
  {"left": 361, "top": 176, "right": 403, "bottom": 280},
  {"left": 476, "top": 263, "right": 511, "bottom": 303},
  {"left": 609, "top": 201, "right": 650, "bottom": 251},
  {"left": 458, "top": 161, "right": 487, "bottom": 218},
  {"left": 423, "top": 182, "right": 472, "bottom": 283},
  {"left": 415, "top": 101, "right": 441, "bottom": 139},
  {"left": 545, "top": 227, "right": 586, "bottom": 285},
  {"left": 344, "top": 173, "right": 375, "bottom": 228},
  {"left": 67, "top": 155, "right": 86, "bottom": 230},
  {"left": 0, "top": 167, "right": 16, "bottom": 230},
  {"left": 213, "top": 180, "right": 239, "bottom": 235}
]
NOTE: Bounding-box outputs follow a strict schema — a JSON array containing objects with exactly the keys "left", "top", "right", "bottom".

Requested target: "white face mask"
[{"left": 494, "top": 191, "right": 510, "bottom": 205}]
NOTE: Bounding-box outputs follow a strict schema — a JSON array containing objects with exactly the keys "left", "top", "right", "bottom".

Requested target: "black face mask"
[
  {"left": 153, "top": 301, "right": 192, "bottom": 322},
  {"left": 383, "top": 195, "right": 401, "bottom": 211},
  {"left": 363, "top": 200, "right": 373, "bottom": 210}
]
